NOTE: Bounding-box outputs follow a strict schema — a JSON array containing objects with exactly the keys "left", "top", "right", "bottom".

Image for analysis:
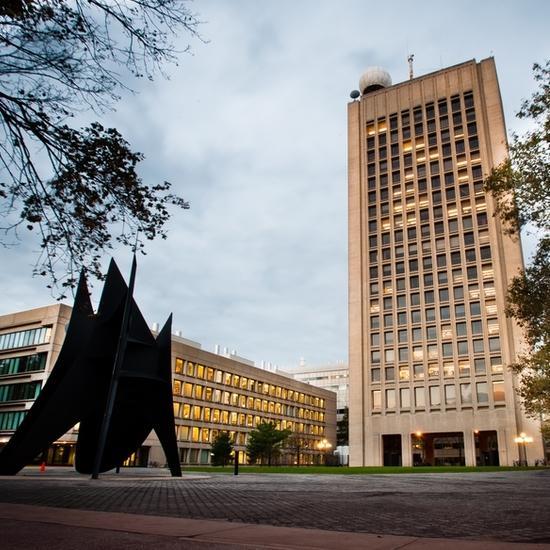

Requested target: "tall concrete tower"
[{"left": 348, "top": 58, "right": 544, "bottom": 467}]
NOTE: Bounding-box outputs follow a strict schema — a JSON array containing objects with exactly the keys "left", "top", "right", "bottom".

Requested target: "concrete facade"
[{"left": 348, "top": 58, "right": 544, "bottom": 466}]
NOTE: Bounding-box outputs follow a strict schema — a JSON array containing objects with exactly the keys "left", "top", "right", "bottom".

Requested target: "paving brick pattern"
[{"left": 1, "top": 470, "right": 549, "bottom": 543}]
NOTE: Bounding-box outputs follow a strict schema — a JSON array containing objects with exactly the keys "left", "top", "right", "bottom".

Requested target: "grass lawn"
[{"left": 182, "top": 465, "right": 545, "bottom": 475}]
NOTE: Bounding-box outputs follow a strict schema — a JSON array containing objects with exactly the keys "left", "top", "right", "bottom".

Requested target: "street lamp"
[
  {"left": 317, "top": 439, "right": 332, "bottom": 465},
  {"left": 514, "top": 432, "right": 533, "bottom": 466}
]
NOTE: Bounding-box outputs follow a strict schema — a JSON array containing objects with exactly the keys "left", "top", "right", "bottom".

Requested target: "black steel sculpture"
[{"left": 0, "top": 259, "right": 181, "bottom": 477}]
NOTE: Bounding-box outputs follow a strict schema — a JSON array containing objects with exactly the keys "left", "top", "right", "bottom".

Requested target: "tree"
[
  {"left": 246, "top": 421, "right": 291, "bottom": 466},
  {"left": 506, "top": 238, "right": 550, "bottom": 418},
  {"left": 0, "top": 1, "right": 201, "bottom": 295},
  {"left": 284, "top": 435, "right": 304, "bottom": 466},
  {"left": 484, "top": 61, "right": 550, "bottom": 422},
  {"left": 484, "top": 61, "right": 550, "bottom": 235},
  {"left": 210, "top": 432, "right": 233, "bottom": 467}
]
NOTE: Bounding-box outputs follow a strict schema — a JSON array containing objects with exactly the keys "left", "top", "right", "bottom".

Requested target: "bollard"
[{"left": 234, "top": 451, "right": 239, "bottom": 476}]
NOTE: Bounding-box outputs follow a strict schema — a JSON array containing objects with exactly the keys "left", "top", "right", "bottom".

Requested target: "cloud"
[{"left": 1, "top": 0, "right": 549, "bottom": 368}]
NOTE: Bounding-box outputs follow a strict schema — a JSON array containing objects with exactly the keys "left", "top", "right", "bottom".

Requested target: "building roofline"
[{"left": 349, "top": 57, "right": 493, "bottom": 104}]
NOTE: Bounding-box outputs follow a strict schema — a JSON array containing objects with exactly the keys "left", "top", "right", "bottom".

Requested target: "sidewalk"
[
  {"left": 1, "top": 503, "right": 549, "bottom": 550},
  {"left": 2, "top": 468, "right": 549, "bottom": 547}
]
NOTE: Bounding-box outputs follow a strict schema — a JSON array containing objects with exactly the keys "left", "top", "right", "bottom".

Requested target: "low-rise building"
[{"left": 0, "top": 305, "right": 336, "bottom": 467}]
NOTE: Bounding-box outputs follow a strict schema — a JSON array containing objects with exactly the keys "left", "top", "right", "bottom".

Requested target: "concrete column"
[
  {"left": 498, "top": 429, "right": 511, "bottom": 466},
  {"left": 402, "top": 432, "right": 412, "bottom": 466},
  {"left": 464, "top": 430, "right": 476, "bottom": 466},
  {"left": 369, "top": 433, "right": 381, "bottom": 466}
]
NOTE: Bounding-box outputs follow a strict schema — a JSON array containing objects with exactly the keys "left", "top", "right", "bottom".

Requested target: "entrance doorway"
[
  {"left": 475, "top": 430, "right": 499, "bottom": 466},
  {"left": 411, "top": 432, "right": 465, "bottom": 466},
  {"left": 123, "top": 446, "right": 150, "bottom": 467},
  {"left": 47, "top": 444, "right": 75, "bottom": 466},
  {"left": 382, "top": 434, "right": 402, "bottom": 466}
]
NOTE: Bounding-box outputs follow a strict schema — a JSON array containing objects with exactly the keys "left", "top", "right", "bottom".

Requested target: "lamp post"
[
  {"left": 317, "top": 439, "right": 332, "bottom": 465},
  {"left": 514, "top": 432, "right": 533, "bottom": 466}
]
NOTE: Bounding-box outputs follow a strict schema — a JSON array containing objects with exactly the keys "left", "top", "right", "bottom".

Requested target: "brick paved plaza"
[{"left": 1, "top": 468, "right": 549, "bottom": 545}]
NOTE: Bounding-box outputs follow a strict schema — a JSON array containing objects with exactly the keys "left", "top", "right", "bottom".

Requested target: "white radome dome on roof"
[{"left": 359, "top": 67, "right": 392, "bottom": 95}]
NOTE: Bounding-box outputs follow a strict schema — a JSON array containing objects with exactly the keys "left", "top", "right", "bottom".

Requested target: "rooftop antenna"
[{"left": 407, "top": 54, "right": 415, "bottom": 80}]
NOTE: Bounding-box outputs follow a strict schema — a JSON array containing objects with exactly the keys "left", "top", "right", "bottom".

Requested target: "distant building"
[
  {"left": 291, "top": 362, "right": 349, "bottom": 417},
  {"left": 0, "top": 305, "right": 336, "bottom": 467},
  {"left": 348, "top": 58, "right": 545, "bottom": 466},
  {"left": 291, "top": 362, "right": 349, "bottom": 464}
]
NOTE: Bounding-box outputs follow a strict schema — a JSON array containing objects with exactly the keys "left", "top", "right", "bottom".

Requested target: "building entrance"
[
  {"left": 411, "top": 432, "right": 465, "bottom": 466},
  {"left": 122, "top": 446, "right": 150, "bottom": 467},
  {"left": 46, "top": 443, "right": 75, "bottom": 466},
  {"left": 382, "top": 434, "right": 402, "bottom": 466},
  {"left": 475, "top": 430, "right": 499, "bottom": 466}
]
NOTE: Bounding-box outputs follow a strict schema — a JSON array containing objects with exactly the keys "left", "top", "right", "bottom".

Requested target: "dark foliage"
[
  {"left": 210, "top": 431, "right": 233, "bottom": 467},
  {"left": 485, "top": 61, "right": 550, "bottom": 420},
  {"left": 0, "top": 1, "right": 200, "bottom": 294},
  {"left": 246, "top": 421, "right": 291, "bottom": 466}
]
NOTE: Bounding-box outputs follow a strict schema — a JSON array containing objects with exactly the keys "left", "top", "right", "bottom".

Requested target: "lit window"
[
  {"left": 484, "top": 283, "right": 496, "bottom": 298},
  {"left": 483, "top": 266, "right": 495, "bottom": 280},
  {"left": 491, "top": 356, "right": 503, "bottom": 373},
  {"left": 459, "top": 360, "right": 470, "bottom": 376},
  {"left": 428, "top": 364, "right": 439, "bottom": 378},
  {"left": 191, "top": 427, "right": 200, "bottom": 442},
  {"left": 443, "top": 363, "right": 455, "bottom": 377}
]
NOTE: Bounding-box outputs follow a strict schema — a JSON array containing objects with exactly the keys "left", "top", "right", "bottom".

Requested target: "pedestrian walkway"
[
  {"left": 1, "top": 503, "right": 549, "bottom": 549},
  {"left": 1, "top": 467, "right": 549, "bottom": 548}
]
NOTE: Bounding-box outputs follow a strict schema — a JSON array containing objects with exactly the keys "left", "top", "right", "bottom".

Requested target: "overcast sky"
[{"left": 1, "top": 0, "right": 549, "bottom": 370}]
